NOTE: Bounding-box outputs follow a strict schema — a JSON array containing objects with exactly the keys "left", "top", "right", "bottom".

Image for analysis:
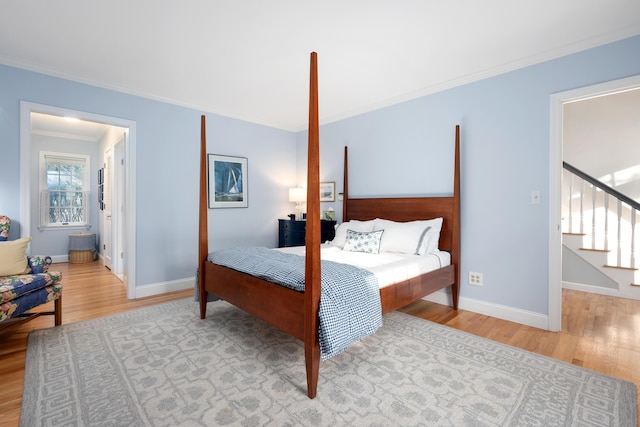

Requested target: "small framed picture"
[
  {"left": 323, "top": 210, "right": 336, "bottom": 221},
  {"left": 320, "top": 182, "right": 335, "bottom": 202},
  {"left": 208, "top": 154, "right": 248, "bottom": 208}
]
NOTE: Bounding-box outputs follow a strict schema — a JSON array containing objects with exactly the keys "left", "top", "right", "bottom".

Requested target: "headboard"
[{"left": 342, "top": 125, "right": 460, "bottom": 260}]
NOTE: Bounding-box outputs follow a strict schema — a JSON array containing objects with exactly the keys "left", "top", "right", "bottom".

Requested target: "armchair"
[{"left": 0, "top": 234, "right": 63, "bottom": 332}]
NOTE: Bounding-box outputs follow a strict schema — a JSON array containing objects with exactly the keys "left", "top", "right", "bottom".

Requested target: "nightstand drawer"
[{"left": 278, "top": 219, "right": 336, "bottom": 248}]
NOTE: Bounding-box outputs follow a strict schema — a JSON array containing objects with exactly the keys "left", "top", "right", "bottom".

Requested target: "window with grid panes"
[{"left": 39, "top": 151, "right": 90, "bottom": 228}]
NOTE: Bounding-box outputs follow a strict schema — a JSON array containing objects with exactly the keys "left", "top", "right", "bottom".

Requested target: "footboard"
[
  {"left": 380, "top": 264, "right": 456, "bottom": 314},
  {"left": 203, "top": 261, "right": 305, "bottom": 340}
]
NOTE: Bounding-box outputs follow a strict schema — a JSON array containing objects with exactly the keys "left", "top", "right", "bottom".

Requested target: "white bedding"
[{"left": 276, "top": 244, "right": 450, "bottom": 289}]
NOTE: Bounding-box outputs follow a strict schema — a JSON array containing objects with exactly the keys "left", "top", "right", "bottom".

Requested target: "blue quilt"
[{"left": 208, "top": 247, "right": 382, "bottom": 360}]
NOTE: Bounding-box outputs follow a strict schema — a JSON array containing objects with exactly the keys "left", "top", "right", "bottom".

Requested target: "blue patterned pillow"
[
  {"left": 29, "top": 255, "right": 52, "bottom": 274},
  {"left": 342, "top": 229, "right": 384, "bottom": 254}
]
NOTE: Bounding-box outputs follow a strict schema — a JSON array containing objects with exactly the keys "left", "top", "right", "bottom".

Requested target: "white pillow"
[
  {"left": 342, "top": 229, "right": 384, "bottom": 254},
  {"left": 329, "top": 220, "right": 375, "bottom": 248},
  {"left": 418, "top": 217, "right": 443, "bottom": 254},
  {"left": 0, "top": 237, "right": 32, "bottom": 276},
  {"left": 373, "top": 218, "right": 443, "bottom": 255},
  {"left": 373, "top": 219, "right": 429, "bottom": 255}
]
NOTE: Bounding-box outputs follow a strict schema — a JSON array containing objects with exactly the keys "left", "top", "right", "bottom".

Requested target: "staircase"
[{"left": 562, "top": 162, "right": 640, "bottom": 300}]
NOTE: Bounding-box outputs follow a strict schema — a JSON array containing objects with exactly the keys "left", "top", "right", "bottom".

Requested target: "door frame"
[
  {"left": 20, "top": 101, "right": 138, "bottom": 299},
  {"left": 103, "top": 146, "right": 114, "bottom": 271},
  {"left": 548, "top": 74, "right": 640, "bottom": 331},
  {"left": 112, "top": 134, "right": 126, "bottom": 279}
]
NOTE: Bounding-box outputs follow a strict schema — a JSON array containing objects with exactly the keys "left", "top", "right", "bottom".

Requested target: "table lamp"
[{"left": 289, "top": 187, "right": 306, "bottom": 220}]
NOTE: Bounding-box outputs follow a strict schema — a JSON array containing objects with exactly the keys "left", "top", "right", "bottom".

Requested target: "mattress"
[{"left": 276, "top": 244, "right": 450, "bottom": 289}]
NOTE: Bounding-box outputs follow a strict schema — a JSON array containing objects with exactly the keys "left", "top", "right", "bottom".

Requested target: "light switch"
[{"left": 531, "top": 190, "right": 541, "bottom": 204}]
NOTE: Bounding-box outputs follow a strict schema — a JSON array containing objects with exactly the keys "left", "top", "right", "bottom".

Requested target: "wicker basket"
[{"left": 69, "top": 250, "right": 95, "bottom": 264}]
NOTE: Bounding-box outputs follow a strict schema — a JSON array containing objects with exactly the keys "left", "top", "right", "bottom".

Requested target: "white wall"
[{"left": 564, "top": 88, "right": 640, "bottom": 200}]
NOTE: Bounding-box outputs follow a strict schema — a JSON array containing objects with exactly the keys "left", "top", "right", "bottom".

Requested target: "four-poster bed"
[{"left": 198, "top": 52, "right": 460, "bottom": 399}]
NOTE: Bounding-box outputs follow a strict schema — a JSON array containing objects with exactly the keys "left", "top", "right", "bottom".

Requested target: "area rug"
[{"left": 22, "top": 299, "right": 636, "bottom": 426}]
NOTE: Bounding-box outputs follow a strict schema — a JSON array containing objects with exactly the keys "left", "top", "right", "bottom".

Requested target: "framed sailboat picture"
[{"left": 208, "top": 154, "right": 248, "bottom": 208}]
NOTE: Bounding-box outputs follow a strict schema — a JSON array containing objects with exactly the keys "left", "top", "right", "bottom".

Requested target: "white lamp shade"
[{"left": 289, "top": 187, "right": 306, "bottom": 203}]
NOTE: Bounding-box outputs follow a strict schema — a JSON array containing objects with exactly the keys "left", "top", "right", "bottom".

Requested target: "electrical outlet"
[{"left": 469, "top": 272, "right": 483, "bottom": 286}]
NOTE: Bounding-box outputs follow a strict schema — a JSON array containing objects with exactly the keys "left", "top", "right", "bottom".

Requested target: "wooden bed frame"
[{"left": 198, "top": 52, "right": 460, "bottom": 399}]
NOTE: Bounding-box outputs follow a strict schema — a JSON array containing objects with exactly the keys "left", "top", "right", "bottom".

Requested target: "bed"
[{"left": 198, "top": 52, "right": 460, "bottom": 399}]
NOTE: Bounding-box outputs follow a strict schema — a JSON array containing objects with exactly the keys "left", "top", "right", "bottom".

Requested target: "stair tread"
[
  {"left": 604, "top": 264, "right": 639, "bottom": 271},
  {"left": 578, "top": 247, "right": 611, "bottom": 253}
]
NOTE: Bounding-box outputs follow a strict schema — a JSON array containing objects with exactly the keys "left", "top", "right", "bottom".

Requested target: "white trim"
[
  {"left": 47, "top": 259, "right": 191, "bottom": 300},
  {"left": 20, "top": 101, "right": 137, "bottom": 299},
  {"left": 50, "top": 255, "right": 69, "bottom": 264},
  {"left": 19, "top": 104, "right": 31, "bottom": 239},
  {"left": 125, "top": 124, "right": 137, "bottom": 299},
  {"left": 421, "top": 289, "right": 454, "bottom": 307},
  {"left": 133, "top": 277, "right": 194, "bottom": 299},
  {"left": 549, "top": 74, "right": 640, "bottom": 331},
  {"left": 562, "top": 281, "right": 621, "bottom": 297},
  {"left": 548, "top": 92, "right": 563, "bottom": 332},
  {"left": 423, "top": 289, "right": 549, "bottom": 330}
]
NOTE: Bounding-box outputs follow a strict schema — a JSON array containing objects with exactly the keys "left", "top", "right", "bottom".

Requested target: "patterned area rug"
[{"left": 22, "top": 299, "right": 636, "bottom": 426}]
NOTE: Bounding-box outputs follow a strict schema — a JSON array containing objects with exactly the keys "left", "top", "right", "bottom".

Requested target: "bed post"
[
  {"left": 452, "top": 125, "right": 461, "bottom": 309},
  {"left": 198, "top": 115, "right": 209, "bottom": 319},
  {"left": 342, "top": 146, "right": 349, "bottom": 221},
  {"left": 304, "top": 52, "right": 321, "bottom": 399}
]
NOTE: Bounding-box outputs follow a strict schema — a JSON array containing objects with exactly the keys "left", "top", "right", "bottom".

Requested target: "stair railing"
[{"left": 563, "top": 162, "right": 638, "bottom": 270}]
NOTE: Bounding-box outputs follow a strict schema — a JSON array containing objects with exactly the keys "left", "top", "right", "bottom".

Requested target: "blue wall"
[
  {"left": 0, "top": 66, "right": 297, "bottom": 289},
  {"left": 1, "top": 35, "right": 639, "bottom": 316},
  {"left": 303, "top": 35, "right": 640, "bottom": 316}
]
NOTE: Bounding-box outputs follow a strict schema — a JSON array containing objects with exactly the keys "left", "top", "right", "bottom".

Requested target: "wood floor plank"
[{"left": 0, "top": 262, "right": 638, "bottom": 426}]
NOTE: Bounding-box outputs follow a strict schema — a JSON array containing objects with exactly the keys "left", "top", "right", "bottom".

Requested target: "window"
[{"left": 39, "top": 151, "right": 90, "bottom": 228}]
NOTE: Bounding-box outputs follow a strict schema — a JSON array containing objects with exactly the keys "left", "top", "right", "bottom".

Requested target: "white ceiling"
[
  {"left": 30, "top": 113, "right": 113, "bottom": 142},
  {"left": 3, "top": 1, "right": 640, "bottom": 131}
]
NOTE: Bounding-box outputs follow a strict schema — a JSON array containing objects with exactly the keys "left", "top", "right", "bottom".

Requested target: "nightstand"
[{"left": 278, "top": 219, "right": 336, "bottom": 248}]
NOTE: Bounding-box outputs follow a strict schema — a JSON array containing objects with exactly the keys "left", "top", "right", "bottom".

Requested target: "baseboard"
[
  {"left": 50, "top": 255, "right": 69, "bottom": 264},
  {"left": 49, "top": 256, "right": 192, "bottom": 299},
  {"left": 43, "top": 264, "right": 552, "bottom": 327},
  {"left": 562, "top": 280, "right": 621, "bottom": 297},
  {"left": 423, "top": 289, "right": 550, "bottom": 330},
  {"left": 134, "top": 277, "right": 194, "bottom": 299},
  {"left": 138, "top": 281, "right": 550, "bottom": 327}
]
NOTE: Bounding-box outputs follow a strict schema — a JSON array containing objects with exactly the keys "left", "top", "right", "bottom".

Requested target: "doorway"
[
  {"left": 19, "top": 102, "right": 138, "bottom": 298},
  {"left": 103, "top": 133, "right": 126, "bottom": 280},
  {"left": 549, "top": 74, "right": 640, "bottom": 331}
]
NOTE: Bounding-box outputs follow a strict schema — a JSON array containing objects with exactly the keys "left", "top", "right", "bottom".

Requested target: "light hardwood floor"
[{"left": 1, "top": 261, "right": 639, "bottom": 426}]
